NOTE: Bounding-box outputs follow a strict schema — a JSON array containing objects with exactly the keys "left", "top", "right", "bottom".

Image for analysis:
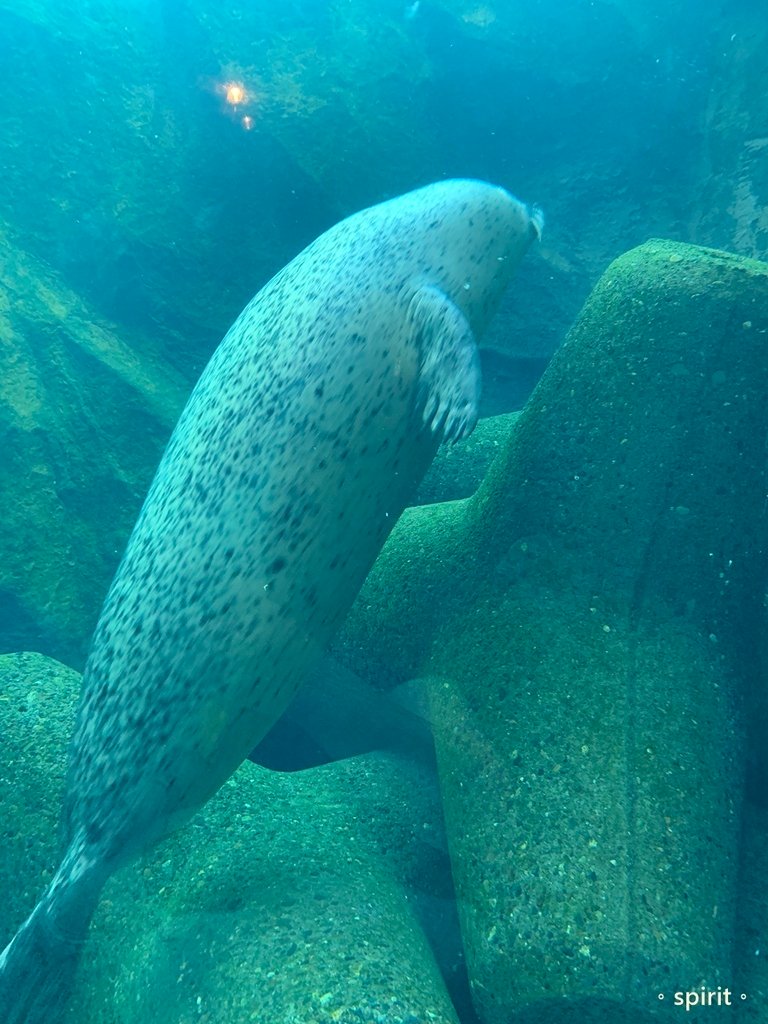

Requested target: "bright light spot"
[
  {"left": 241, "top": 115, "right": 254, "bottom": 131},
  {"left": 225, "top": 82, "right": 246, "bottom": 106}
]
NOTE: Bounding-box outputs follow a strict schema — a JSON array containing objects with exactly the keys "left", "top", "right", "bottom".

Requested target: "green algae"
[
  {"left": 0, "top": 653, "right": 80, "bottom": 935},
  {"left": 72, "top": 757, "right": 458, "bottom": 1023},
  {"left": 340, "top": 239, "right": 768, "bottom": 1021},
  {"left": 0, "top": 228, "right": 189, "bottom": 666},
  {"left": 415, "top": 411, "right": 520, "bottom": 506},
  {"left": 0, "top": 652, "right": 459, "bottom": 1023}
]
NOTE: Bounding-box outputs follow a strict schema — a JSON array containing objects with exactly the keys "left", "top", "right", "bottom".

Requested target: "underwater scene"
[{"left": 1, "top": 0, "right": 767, "bottom": 1021}]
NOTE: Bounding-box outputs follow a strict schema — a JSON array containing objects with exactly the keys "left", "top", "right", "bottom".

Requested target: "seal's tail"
[{"left": 0, "top": 844, "right": 106, "bottom": 1024}]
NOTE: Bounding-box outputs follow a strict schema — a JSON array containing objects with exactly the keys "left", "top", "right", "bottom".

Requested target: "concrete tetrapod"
[
  {"left": 337, "top": 239, "right": 768, "bottom": 1022},
  {"left": 0, "top": 653, "right": 460, "bottom": 1023}
]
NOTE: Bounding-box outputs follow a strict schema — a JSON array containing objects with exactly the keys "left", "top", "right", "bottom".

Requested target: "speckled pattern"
[
  {"left": 2, "top": 181, "right": 535, "bottom": 944},
  {"left": 63, "top": 180, "right": 536, "bottom": 868}
]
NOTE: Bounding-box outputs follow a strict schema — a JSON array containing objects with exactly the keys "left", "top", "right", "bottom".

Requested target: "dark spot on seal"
[{"left": 269, "top": 556, "right": 287, "bottom": 574}]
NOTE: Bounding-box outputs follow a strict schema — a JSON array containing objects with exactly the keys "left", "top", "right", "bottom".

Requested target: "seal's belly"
[
  {"left": 68, "top": 321, "right": 434, "bottom": 854},
  {"left": 64, "top": 178, "right": 538, "bottom": 867}
]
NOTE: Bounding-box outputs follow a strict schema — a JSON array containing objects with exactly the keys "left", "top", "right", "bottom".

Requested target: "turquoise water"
[{"left": 0, "top": 3, "right": 766, "bottom": 1022}]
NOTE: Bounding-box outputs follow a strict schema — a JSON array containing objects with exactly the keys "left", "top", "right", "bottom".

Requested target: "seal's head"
[{"left": 377, "top": 178, "right": 542, "bottom": 335}]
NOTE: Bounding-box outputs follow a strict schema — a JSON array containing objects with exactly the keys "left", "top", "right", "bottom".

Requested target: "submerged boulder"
[
  {"left": 0, "top": 652, "right": 460, "bottom": 1023},
  {"left": 0, "top": 230, "right": 189, "bottom": 668},
  {"left": 338, "top": 239, "right": 768, "bottom": 1021},
  {"left": 415, "top": 411, "right": 520, "bottom": 506},
  {"left": 0, "top": 653, "right": 80, "bottom": 936}
]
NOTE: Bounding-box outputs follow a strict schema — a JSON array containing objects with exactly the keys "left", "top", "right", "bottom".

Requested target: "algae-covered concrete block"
[
  {"left": 0, "top": 653, "right": 459, "bottom": 1023},
  {"left": 339, "top": 239, "right": 768, "bottom": 1022},
  {"left": 70, "top": 756, "right": 459, "bottom": 1024},
  {"left": 0, "top": 229, "right": 189, "bottom": 668},
  {"left": 415, "top": 411, "right": 520, "bottom": 505}
]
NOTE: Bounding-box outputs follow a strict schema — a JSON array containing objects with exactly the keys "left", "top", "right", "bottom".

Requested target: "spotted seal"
[{"left": 0, "top": 179, "right": 541, "bottom": 1021}]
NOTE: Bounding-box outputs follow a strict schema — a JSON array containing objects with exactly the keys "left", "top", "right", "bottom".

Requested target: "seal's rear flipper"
[
  {"left": 0, "top": 906, "right": 81, "bottom": 1024},
  {"left": 409, "top": 285, "right": 481, "bottom": 444},
  {"left": 0, "top": 848, "right": 106, "bottom": 1024}
]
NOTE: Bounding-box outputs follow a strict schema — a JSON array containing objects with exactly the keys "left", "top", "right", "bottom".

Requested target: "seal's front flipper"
[{"left": 408, "top": 284, "right": 481, "bottom": 444}]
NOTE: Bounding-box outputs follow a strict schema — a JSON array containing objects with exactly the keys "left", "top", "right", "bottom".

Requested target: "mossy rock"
[
  {"left": 0, "top": 652, "right": 459, "bottom": 1023},
  {"left": 71, "top": 755, "right": 458, "bottom": 1024},
  {"left": 415, "top": 411, "right": 519, "bottom": 506},
  {"left": 339, "top": 239, "right": 768, "bottom": 1021},
  {"left": 0, "top": 653, "right": 81, "bottom": 931},
  {"left": 0, "top": 230, "right": 190, "bottom": 667}
]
